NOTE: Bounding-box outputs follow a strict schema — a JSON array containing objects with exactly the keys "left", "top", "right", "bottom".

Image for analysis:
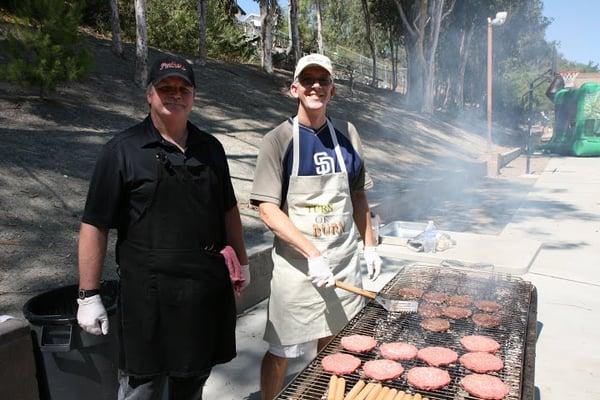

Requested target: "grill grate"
[{"left": 276, "top": 263, "right": 534, "bottom": 400}]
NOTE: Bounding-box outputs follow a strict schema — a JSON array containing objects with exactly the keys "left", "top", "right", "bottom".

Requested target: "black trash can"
[{"left": 23, "top": 280, "right": 120, "bottom": 400}]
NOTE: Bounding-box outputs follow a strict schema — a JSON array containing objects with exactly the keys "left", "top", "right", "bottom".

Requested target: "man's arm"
[
  {"left": 224, "top": 204, "right": 248, "bottom": 265},
  {"left": 351, "top": 190, "right": 376, "bottom": 247},
  {"left": 78, "top": 222, "right": 109, "bottom": 289},
  {"left": 258, "top": 201, "right": 321, "bottom": 259}
]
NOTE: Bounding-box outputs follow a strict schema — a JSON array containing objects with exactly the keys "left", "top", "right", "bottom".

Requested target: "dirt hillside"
[{"left": 0, "top": 33, "right": 522, "bottom": 316}]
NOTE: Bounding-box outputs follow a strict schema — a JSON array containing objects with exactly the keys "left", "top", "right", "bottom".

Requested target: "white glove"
[
  {"left": 364, "top": 246, "right": 382, "bottom": 281},
  {"left": 240, "top": 264, "right": 251, "bottom": 290},
  {"left": 77, "top": 294, "right": 109, "bottom": 335},
  {"left": 308, "top": 256, "right": 335, "bottom": 288}
]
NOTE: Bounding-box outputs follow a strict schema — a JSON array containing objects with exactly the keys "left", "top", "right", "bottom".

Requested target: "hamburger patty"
[
  {"left": 321, "top": 353, "right": 361, "bottom": 375},
  {"left": 418, "top": 303, "right": 443, "bottom": 318},
  {"left": 460, "top": 352, "right": 504, "bottom": 373},
  {"left": 460, "top": 374, "right": 509, "bottom": 399},
  {"left": 341, "top": 334, "right": 377, "bottom": 353},
  {"left": 447, "top": 295, "right": 473, "bottom": 307},
  {"left": 417, "top": 346, "right": 458, "bottom": 366},
  {"left": 460, "top": 335, "right": 501, "bottom": 353},
  {"left": 472, "top": 313, "right": 502, "bottom": 328},
  {"left": 442, "top": 306, "right": 472, "bottom": 319},
  {"left": 398, "top": 287, "right": 424, "bottom": 299},
  {"left": 363, "top": 359, "right": 404, "bottom": 381},
  {"left": 407, "top": 367, "right": 451, "bottom": 390},
  {"left": 420, "top": 317, "right": 450, "bottom": 332},
  {"left": 475, "top": 300, "right": 502, "bottom": 313},
  {"left": 380, "top": 342, "right": 418, "bottom": 361},
  {"left": 422, "top": 291, "right": 448, "bottom": 304}
]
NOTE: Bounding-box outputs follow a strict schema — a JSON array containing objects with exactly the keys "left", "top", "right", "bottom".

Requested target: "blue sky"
[
  {"left": 543, "top": 0, "right": 600, "bottom": 66},
  {"left": 237, "top": 0, "right": 283, "bottom": 16},
  {"left": 238, "top": 0, "right": 599, "bottom": 67}
]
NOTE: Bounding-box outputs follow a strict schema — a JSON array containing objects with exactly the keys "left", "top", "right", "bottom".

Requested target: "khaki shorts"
[{"left": 268, "top": 340, "right": 317, "bottom": 358}]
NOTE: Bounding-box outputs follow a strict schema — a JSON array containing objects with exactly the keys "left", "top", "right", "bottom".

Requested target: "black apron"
[{"left": 117, "top": 148, "right": 236, "bottom": 378}]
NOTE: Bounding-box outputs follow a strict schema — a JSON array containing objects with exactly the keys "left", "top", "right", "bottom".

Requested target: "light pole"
[{"left": 486, "top": 12, "right": 507, "bottom": 163}]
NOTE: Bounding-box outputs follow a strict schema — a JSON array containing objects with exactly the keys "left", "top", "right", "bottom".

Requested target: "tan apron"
[{"left": 264, "top": 117, "right": 364, "bottom": 346}]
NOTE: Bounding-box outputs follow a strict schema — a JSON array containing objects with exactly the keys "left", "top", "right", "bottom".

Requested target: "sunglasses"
[{"left": 298, "top": 77, "right": 333, "bottom": 87}]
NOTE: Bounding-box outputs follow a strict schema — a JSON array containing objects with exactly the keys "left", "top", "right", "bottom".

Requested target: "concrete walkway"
[
  {"left": 204, "top": 155, "right": 600, "bottom": 399},
  {"left": 503, "top": 157, "right": 600, "bottom": 399}
]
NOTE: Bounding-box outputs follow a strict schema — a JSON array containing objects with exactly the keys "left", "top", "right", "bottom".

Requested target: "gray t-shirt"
[{"left": 251, "top": 117, "right": 373, "bottom": 208}]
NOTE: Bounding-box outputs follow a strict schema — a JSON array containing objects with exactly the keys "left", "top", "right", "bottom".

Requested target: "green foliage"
[
  {"left": 144, "top": 0, "right": 253, "bottom": 62},
  {"left": 146, "top": 0, "right": 198, "bottom": 54},
  {"left": 2, "top": 0, "right": 93, "bottom": 94},
  {"left": 557, "top": 57, "right": 600, "bottom": 73},
  {"left": 204, "top": 1, "right": 255, "bottom": 61},
  {"left": 493, "top": 0, "right": 556, "bottom": 123},
  {"left": 79, "top": 0, "right": 112, "bottom": 32}
]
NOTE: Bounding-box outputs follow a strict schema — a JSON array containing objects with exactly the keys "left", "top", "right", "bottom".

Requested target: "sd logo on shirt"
[{"left": 314, "top": 152, "right": 335, "bottom": 175}]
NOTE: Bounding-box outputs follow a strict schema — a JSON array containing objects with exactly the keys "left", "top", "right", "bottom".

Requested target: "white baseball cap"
[{"left": 293, "top": 54, "right": 333, "bottom": 79}]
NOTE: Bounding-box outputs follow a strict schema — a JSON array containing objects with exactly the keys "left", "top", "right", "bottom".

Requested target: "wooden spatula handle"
[{"left": 335, "top": 280, "right": 377, "bottom": 299}]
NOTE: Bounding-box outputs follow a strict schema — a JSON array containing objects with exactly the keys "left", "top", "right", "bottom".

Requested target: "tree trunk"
[
  {"left": 405, "top": 41, "right": 423, "bottom": 107},
  {"left": 389, "top": 32, "right": 399, "bottom": 91},
  {"left": 286, "top": 0, "right": 301, "bottom": 65},
  {"left": 422, "top": 0, "right": 446, "bottom": 114},
  {"left": 260, "top": 0, "right": 274, "bottom": 73},
  {"left": 453, "top": 21, "right": 473, "bottom": 110},
  {"left": 134, "top": 0, "right": 148, "bottom": 87},
  {"left": 360, "top": 0, "right": 377, "bottom": 87},
  {"left": 109, "top": 0, "right": 123, "bottom": 57},
  {"left": 394, "top": 0, "right": 454, "bottom": 113},
  {"left": 394, "top": 0, "right": 426, "bottom": 108},
  {"left": 315, "top": 0, "right": 323, "bottom": 54},
  {"left": 196, "top": 0, "right": 208, "bottom": 66}
]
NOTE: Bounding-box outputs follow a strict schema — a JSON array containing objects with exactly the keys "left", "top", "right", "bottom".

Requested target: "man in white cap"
[{"left": 250, "top": 53, "right": 382, "bottom": 399}]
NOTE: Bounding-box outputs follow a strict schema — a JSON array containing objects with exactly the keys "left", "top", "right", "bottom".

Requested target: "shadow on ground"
[{"left": 0, "top": 33, "right": 576, "bottom": 318}]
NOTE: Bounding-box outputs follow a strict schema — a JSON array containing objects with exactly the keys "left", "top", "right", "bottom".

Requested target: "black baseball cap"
[{"left": 147, "top": 55, "right": 196, "bottom": 87}]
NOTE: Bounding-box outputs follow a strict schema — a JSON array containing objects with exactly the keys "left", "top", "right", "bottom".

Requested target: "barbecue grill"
[{"left": 276, "top": 263, "right": 537, "bottom": 400}]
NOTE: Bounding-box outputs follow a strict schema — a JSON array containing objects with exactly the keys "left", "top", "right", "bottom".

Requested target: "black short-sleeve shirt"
[{"left": 82, "top": 116, "right": 237, "bottom": 232}]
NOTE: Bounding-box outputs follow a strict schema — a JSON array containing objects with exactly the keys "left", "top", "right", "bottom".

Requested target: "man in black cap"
[{"left": 76, "top": 55, "right": 249, "bottom": 399}]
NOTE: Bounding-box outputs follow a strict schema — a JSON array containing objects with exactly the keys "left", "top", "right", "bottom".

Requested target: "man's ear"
[
  {"left": 290, "top": 82, "right": 300, "bottom": 98},
  {"left": 146, "top": 85, "right": 153, "bottom": 104},
  {"left": 330, "top": 85, "right": 336, "bottom": 98}
]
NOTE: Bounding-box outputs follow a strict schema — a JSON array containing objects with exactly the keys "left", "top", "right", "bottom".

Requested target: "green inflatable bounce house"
[{"left": 542, "top": 82, "right": 600, "bottom": 156}]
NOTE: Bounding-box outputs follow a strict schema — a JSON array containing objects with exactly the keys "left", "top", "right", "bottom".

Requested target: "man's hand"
[
  {"left": 240, "top": 264, "right": 251, "bottom": 290},
  {"left": 308, "top": 256, "right": 335, "bottom": 288},
  {"left": 363, "top": 246, "right": 382, "bottom": 280},
  {"left": 77, "top": 294, "right": 109, "bottom": 335}
]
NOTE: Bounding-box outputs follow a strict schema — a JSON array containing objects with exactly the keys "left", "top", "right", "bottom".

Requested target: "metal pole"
[
  {"left": 526, "top": 83, "right": 534, "bottom": 174},
  {"left": 487, "top": 22, "right": 493, "bottom": 153}
]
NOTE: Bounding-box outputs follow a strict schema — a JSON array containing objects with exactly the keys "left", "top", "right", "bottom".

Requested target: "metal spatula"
[{"left": 335, "top": 280, "right": 418, "bottom": 313}]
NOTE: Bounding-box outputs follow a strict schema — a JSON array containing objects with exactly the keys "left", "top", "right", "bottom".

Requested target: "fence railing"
[
  {"left": 239, "top": 23, "right": 406, "bottom": 91},
  {"left": 324, "top": 44, "right": 405, "bottom": 91}
]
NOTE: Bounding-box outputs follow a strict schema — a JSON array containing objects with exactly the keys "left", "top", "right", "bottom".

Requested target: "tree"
[
  {"left": 394, "top": 0, "right": 455, "bottom": 113},
  {"left": 109, "top": 0, "right": 124, "bottom": 57},
  {"left": 463, "top": 0, "right": 557, "bottom": 125},
  {"left": 260, "top": 0, "right": 278, "bottom": 73},
  {"left": 315, "top": 0, "right": 323, "bottom": 54},
  {"left": 135, "top": 0, "right": 148, "bottom": 87},
  {"left": 286, "top": 0, "right": 301, "bottom": 64},
  {"left": 360, "top": 0, "right": 377, "bottom": 86},
  {"left": 370, "top": 0, "right": 404, "bottom": 91},
  {"left": 197, "top": 0, "right": 208, "bottom": 65},
  {"left": 2, "top": 0, "right": 93, "bottom": 95},
  {"left": 437, "top": 0, "right": 480, "bottom": 110}
]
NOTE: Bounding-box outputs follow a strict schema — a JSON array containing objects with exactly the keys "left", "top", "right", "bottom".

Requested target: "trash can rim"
[{"left": 23, "top": 280, "right": 118, "bottom": 325}]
